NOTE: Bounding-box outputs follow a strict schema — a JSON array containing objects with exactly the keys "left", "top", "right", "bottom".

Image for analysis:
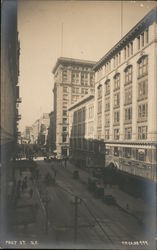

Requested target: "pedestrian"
[
  {"left": 54, "top": 169, "right": 57, "bottom": 177},
  {"left": 29, "top": 188, "right": 33, "bottom": 198},
  {"left": 21, "top": 181, "right": 25, "bottom": 192}
]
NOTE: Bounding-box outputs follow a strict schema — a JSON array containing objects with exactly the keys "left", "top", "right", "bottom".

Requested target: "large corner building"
[
  {"left": 52, "top": 57, "right": 96, "bottom": 158},
  {"left": 93, "top": 8, "right": 157, "bottom": 180}
]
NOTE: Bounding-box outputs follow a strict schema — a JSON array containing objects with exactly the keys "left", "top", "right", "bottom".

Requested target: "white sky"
[{"left": 18, "top": 0, "right": 156, "bottom": 131}]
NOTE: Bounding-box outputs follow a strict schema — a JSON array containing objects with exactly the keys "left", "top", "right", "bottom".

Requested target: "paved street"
[{"left": 31, "top": 159, "right": 153, "bottom": 249}]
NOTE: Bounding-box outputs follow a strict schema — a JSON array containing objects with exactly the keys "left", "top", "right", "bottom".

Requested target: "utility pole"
[
  {"left": 43, "top": 190, "right": 50, "bottom": 235},
  {"left": 73, "top": 196, "right": 81, "bottom": 243}
]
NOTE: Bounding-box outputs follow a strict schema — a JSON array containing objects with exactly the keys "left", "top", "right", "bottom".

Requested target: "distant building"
[
  {"left": 47, "top": 111, "right": 56, "bottom": 153},
  {"left": 93, "top": 8, "right": 157, "bottom": 180},
  {"left": 69, "top": 94, "right": 105, "bottom": 168},
  {"left": 52, "top": 57, "right": 96, "bottom": 158},
  {"left": 29, "top": 113, "right": 50, "bottom": 145}
]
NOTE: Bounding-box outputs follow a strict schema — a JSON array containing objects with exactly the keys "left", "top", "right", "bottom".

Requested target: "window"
[
  {"left": 105, "top": 113, "right": 110, "bottom": 127},
  {"left": 114, "top": 73, "right": 120, "bottom": 90},
  {"left": 81, "top": 88, "right": 88, "bottom": 94},
  {"left": 97, "top": 115, "right": 102, "bottom": 128},
  {"left": 82, "top": 108, "right": 86, "bottom": 121},
  {"left": 125, "top": 107, "right": 132, "bottom": 123},
  {"left": 90, "top": 73, "right": 94, "bottom": 86},
  {"left": 138, "top": 126, "right": 147, "bottom": 140},
  {"left": 97, "top": 85, "right": 102, "bottom": 99},
  {"left": 114, "top": 92, "right": 120, "bottom": 107},
  {"left": 105, "top": 80, "right": 110, "bottom": 95},
  {"left": 124, "top": 43, "right": 133, "bottom": 59},
  {"left": 63, "top": 86, "right": 68, "bottom": 92},
  {"left": 138, "top": 80, "right": 148, "bottom": 100},
  {"left": 138, "top": 103, "right": 148, "bottom": 121},
  {"left": 125, "top": 127, "right": 132, "bottom": 140},
  {"left": 105, "top": 129, "right": 110, "bottom": 140},
  {"left": 81, "top": 72, "right": 88, "bottom": 86},
  {"left": 63, "top": 118, "right": 67, "bottom": 124},
  {"left": 124, "top": 87, "right": 132, "bottom": 105},
  {"left": 125, "top": 66, "right": 132, "bottom": 84},
  {"left": 88, "top": 121, "right": 94, "bottom": 136},
  {"left": 137, "top": 36, "right": 140, "bottom": 50},
  {"left": 114, "top": 111, "right": 120, "bottom": 124},
  {"left": 114, "top": 129, "right": 119, "bottom": 140},
  {"left": 105, "top": 97, "right": 110, "bottom": 111},
  {"left": 62, "top": 135, "right": 67, "bottom": 142},
  {"left": 98, "top": 101, "right": 102, "bottom": 114},
  {"left": 62, "top": 70, "right": 67, "bottom": 81},
  {"left": 63, "top": 94, "right": 68, "bottom": 100},
  {"left": 63, "top": 110, "right": 67, "bottom": 116},
  {"left": 63, "top": 127, "right": 67, "bottom": 132},
  {"left": 141, "top": 33, "right": 144, "bottom": 47},
  {"left": 145, "top": 29, "right": 149, "bottom": 44},
  {"left": 138, "top": 56, "right": 148, "bottom": 78},
  {"left": 72, "top": 71, "right": 79, "bottom": 84},
  {"left": 88, "top": 106, "right": 94, "bottom": 119},
  {"left": 124, "top": 147, "right": 132, "bottom": 157}
]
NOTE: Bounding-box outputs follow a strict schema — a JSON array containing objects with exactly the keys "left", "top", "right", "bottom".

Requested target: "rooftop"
[
  {"left": 52, "top": 57, "right": 96, "bottom": 74},
  {"left": 68, "top": 94, "right": 94, "bottom": 111},
  {"left": 93, "top": 7, "right": 157, "bottom": 71}
]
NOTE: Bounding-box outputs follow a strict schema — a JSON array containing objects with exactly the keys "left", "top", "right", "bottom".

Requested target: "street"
[{"left": 31, "top": 159, "right": 151, "bottom": 249}]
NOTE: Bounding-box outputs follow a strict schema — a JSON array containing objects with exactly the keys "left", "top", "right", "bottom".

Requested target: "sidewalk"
[
  {"left": 65, "top": 160, "right": 153, "bottom": 226},
  {"left": 8, "top": 167, "right": 45, "bottom": 242}
]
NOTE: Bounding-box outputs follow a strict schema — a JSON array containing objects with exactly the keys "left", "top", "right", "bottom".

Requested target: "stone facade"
[{"left": 52, "top": 57, "right": 96, "bottom": 158}]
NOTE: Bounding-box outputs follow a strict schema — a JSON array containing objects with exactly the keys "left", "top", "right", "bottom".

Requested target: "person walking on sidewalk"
[{"left": 29, "top": 188, "right": 33, "bottom": 199}]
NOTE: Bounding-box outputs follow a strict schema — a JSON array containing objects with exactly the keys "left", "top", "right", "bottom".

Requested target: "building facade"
[
  {"left": 93, "top": 8, "right": 157, "bottom": 180},
  {"left": 52, "top": 57, "right": 96, "bottom": 158},
  {"left": 30, "top": 113, "right": 50, "bottom": 145},
  {"left": 1, "top": 0, "right": 21, "bottom": 238},
  {"left": 69, "top": 95, "right": 105, "bottom": 168},
  {"left": 47, "top": 111, "right": 56, "bottom": 154}
]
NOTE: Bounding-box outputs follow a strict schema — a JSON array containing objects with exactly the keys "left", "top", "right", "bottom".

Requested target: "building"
[
  {"left": 69, "top": 94, "right": 105, "bottom": 168},
  {"left": 93, "top": 8, "right": 157, "bottom": 180},
  {"left": 52, "top": 57, "right": 96, "bottom": 158},
  {"left": 47, "top": 111, "right": 56, "bottom": 154},
  {"left": 29, "top": 113, "right": 50, "bottom": 145},
  {"left": 1, "top": 0, "right": 21, "bottom": 238},
  {"left": 32, "top": 119, "right": 40, "bottom": 144},
  {"left": 38, "top": 113, "right": 50, "bottom": 146}
]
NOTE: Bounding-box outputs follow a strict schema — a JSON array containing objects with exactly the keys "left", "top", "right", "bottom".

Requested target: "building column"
[
  {"left": 132, "top": 61, "right": 138, "bottom": 140},
  {"left": 148, "top": 43, "right": 157, "bottom": 141},
  {"left": 120, "top": 67, "right": 125, "bottom": 140},
  {"left": 110, "top": 78, "right": 114, "bottom": 140}
]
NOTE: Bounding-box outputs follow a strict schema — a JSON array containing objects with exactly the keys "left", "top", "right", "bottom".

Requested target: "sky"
[{"left": 18, "top": 0, "right": 156, "bottom": 131}]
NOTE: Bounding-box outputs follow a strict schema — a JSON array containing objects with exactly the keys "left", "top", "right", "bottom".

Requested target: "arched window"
[
  {"left": 105, "top": 79, "right": 110, "bottom": 95},
  {"left": 124, "top": 65, "right": 133, "bottom": 85},
  {"left": 113, "top": 73, "right": 120, "bottom": 90},
  {"left": 97, "top": 84, "right": 102, "bottom": 99},
  {"left": 137, "top": 55, "right": 148, "bottom": 78}
]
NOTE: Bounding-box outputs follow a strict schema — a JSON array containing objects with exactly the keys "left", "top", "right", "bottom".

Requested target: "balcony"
[{"left": 16, "top": 97, "right": 22, "bottom": 103}]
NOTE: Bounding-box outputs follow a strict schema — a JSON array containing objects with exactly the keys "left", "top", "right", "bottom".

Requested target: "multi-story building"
[
  {"left": 1, "top": 0, "right": 21, "bottom": 238},
  {"left": 69, "top": 94, "right": 105, "bottom": 168},
  {"left": 52, "top": 57, "right": 96, "bottom": 158},
  {"left": 31, "top": 113, "right": 50, "bottom": 145},
  {"left": 47, "top": 111, "right": 56, "bottom": 153},
  {"left": 93, "top": 8, "right": 157, "bottom": 180}
]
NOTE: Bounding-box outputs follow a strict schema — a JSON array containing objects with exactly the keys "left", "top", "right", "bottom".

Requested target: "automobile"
[
  {"left": 73, "top": 170, "right": 79, "bottom": 179},
  {"left": 92, "top": 168, "right": 104, "bottom": 178},
  {"left": 103, "top": 195, "right": 117, "bottom": 205},
  {"left": 44, "top": 156, "right": 51, "bottom": 162}
]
